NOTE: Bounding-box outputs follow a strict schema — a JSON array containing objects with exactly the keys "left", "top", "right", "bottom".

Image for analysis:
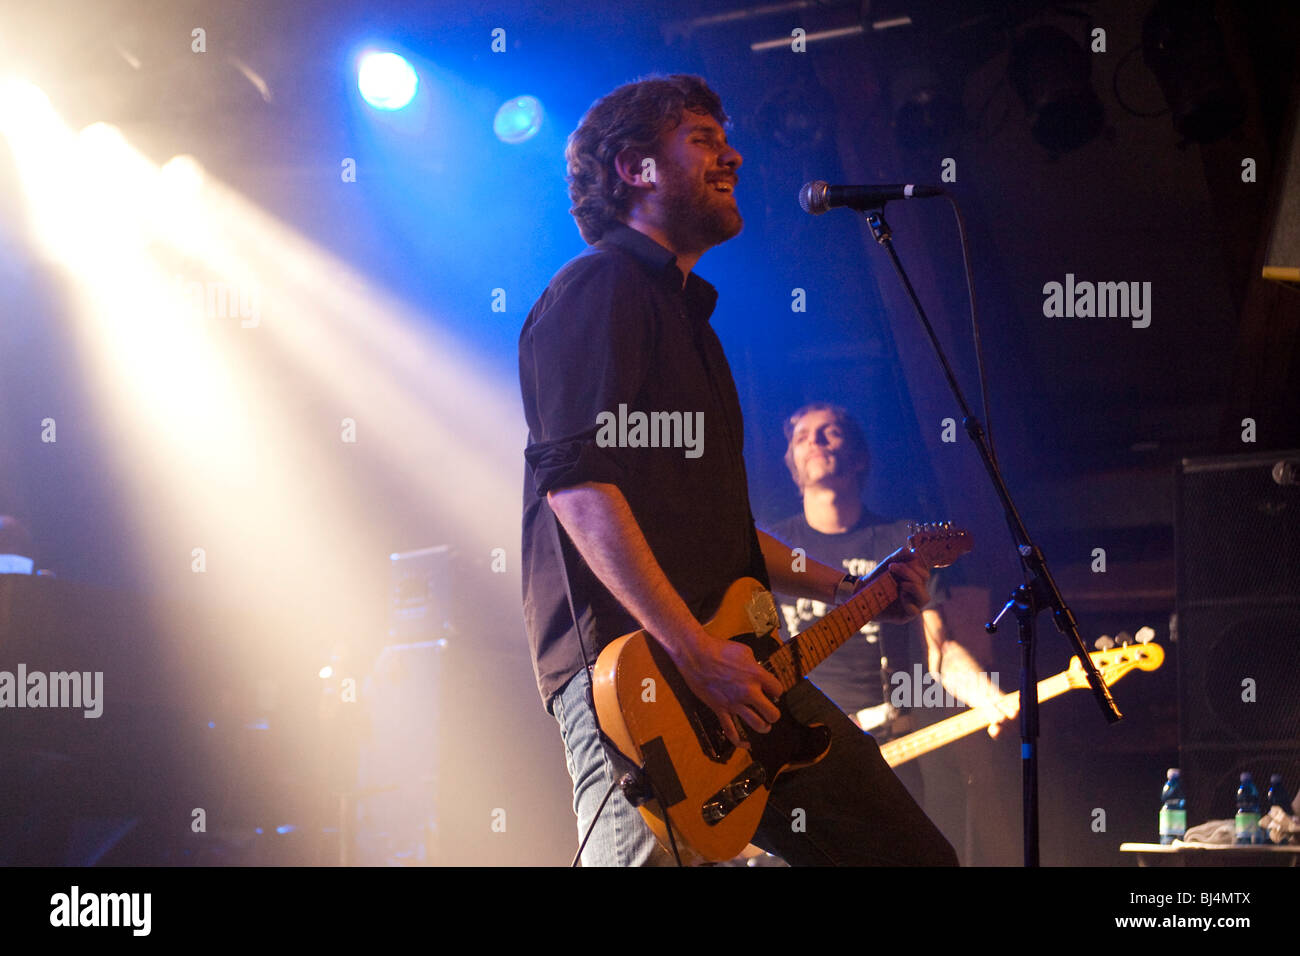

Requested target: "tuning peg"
[
  {"left": 1135, "top": 626, "right": 1155, "bottom": 645},
  {"left": 1095, "top": 635, "right": 1115, "bottom": 650},
  {"left": 1116, "top": 630, "right": 1132, "bottom": 646}
]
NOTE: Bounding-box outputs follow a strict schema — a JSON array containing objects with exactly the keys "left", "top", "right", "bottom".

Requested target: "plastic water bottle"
[
  {"left": 1159, "top": 768, "right": 1186, "bottom": 845},
  {"left": 1235, "top": 772, "right": 1261, "bottom": 845},
  {"left": 1266, "top": 774, "right": 1291, "bottom": 815}
]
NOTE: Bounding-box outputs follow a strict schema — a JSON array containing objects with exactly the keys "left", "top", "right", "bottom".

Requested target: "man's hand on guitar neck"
[
  {"left": 870, "top": 554, "right": 932, "bottom": 624},
  {"left": 756, "top": 529, "right": 931, "bottom": 624}
]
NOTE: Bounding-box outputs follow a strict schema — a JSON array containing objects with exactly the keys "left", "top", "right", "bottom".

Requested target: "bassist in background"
[
  {"left": 520, "top": 73, "right": 957, "bottom": 866},
  {"left": 768, "top": 403, "right": 1018, "bottom": 806}
]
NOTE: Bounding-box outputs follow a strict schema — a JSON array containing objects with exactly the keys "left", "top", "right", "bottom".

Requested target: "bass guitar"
[{"left": 879, "top": 636, "right": 1164, "bottom": 766}]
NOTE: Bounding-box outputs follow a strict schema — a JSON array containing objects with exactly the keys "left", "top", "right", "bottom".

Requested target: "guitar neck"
[
  {"left": 878, "top": 670, "right": 1074, "bottom": 767},
  {"left": 766, "top": 553, "right": 901, "bottom": 692}
]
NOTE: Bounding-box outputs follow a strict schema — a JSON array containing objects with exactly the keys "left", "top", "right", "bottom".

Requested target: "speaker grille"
[
  {"left": 1177, "top": 604, "right": 1300, "bottom": 744},
  {"left": 1177, "top": 453, "right": 1300, "bottom": 601}
]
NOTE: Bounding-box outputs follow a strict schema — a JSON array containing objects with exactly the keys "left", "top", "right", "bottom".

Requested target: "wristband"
[{"left": 833, "top": 573, "right": 864, "bottom": 606}]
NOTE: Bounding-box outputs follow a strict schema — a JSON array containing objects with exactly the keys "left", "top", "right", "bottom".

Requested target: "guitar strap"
[
  {"left": 547, "top": 503, "right": 679, "bottom": 858},
  {"left": 546, "top": 503, "right": 599, "bottom": 715},
  {"left": 544, "top": 496, "right": 685, "bottom": 835}
]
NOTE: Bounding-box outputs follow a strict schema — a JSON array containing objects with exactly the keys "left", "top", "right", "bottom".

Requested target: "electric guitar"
[
  {"left": 593, "top": 522, "right": 972, "bottom": 865},
  {"left": 879, "top": 637, "right": 1165, "bottom": 766}
]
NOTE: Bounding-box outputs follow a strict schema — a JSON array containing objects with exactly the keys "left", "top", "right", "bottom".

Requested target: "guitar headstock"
[
  {"left": 906, "top": 522, "right": 973, "bottom": 569},
  {"left": 1068, "top": 633, "right": 1165, "bottom": 689}
]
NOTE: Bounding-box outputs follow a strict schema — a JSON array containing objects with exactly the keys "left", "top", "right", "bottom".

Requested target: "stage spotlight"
[
  {"left": 494, "top": 95, "right": 544, "bottom": 144},
  {"left": 1008, "top": 24, "right": 1104, "bottom": 153},
  {"left": 358, "top": 51, "right": 418, "bottom": 111},
  {"left": 1141, "top": 0, "right": 1245, "bottom": 144}
]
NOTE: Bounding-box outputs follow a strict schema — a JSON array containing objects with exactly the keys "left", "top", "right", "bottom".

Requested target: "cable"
[
  {"left": 571, "top": 776, "right": 621, "bottom": 867},
  {"left": 570, "top": 772, "right": 685, "bottom": 867},
  {"left": 942, "top": 194, "right": 1000, "bottom": 474},
  {"left": 654, "top": 784, "right": 685, "bottom": 867}
]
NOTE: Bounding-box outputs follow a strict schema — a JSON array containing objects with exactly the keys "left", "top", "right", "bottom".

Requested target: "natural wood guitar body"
[
  {"left": 594, "top": 578, "right": 830, "bottom": 864},
  {"left": 593, "top": 523, "right": 973, "bottom": 863}
]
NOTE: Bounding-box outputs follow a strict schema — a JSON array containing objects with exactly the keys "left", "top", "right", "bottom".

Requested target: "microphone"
[{"left": 799, "top": 180, "right": 945, "bottom": 215}]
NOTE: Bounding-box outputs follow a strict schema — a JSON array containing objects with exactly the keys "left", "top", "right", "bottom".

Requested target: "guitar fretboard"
[
  {"left": 765, "top": 556, "right": 900, "bottom": 692},
  {"left": 878, "top": 671, "right": 1074, "bottom": 766}
]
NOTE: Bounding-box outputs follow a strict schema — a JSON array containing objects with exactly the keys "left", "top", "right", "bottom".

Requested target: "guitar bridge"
[{"left": 701, "top": 763, "right": 768, "bottom": 825}]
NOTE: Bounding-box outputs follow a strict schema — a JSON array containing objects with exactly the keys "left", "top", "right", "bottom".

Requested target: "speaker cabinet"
[{"left": 1175, "top": 451, "right": 1300, "bottom": 828}]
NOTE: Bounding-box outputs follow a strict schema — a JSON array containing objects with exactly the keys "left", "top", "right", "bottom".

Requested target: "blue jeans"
[
  {"left": 549, "top": 663, "right": 958, "bottom": 867},
  {"left": 550, "top": 666, "right": 674, "bottom": 866}
]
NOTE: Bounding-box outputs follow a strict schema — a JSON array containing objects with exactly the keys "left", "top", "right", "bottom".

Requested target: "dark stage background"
[{"left": 1, "top": 0, "right": 1297, "bottom": 866}]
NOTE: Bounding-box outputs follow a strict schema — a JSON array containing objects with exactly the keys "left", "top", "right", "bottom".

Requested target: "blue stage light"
[
  {"left": 494, "top": 95, "right": 544, "bottom": 143},
  {"left": 358, "top": 52, "right": 418, "bottom": 111}
]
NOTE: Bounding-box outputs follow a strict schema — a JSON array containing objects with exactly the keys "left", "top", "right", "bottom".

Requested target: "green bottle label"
[
  {"left": 1159, "top": 807, "right": 1186, "bottom": 836},
  {"left": 1235, "top": 811, "right": 1259, "bottom": 840}
]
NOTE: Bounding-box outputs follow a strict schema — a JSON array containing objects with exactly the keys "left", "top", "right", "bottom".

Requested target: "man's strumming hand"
[{"left": 666, "top": 628, "right": 784, "bottom": 750}]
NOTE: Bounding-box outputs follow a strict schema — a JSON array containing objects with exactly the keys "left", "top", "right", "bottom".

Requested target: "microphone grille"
[{"left": 799, "top": 180, "right": 829, "bottom": 215}]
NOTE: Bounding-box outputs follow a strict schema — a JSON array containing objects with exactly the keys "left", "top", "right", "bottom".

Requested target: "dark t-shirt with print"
[{"left": 765, "top": 510, "right": 952, "bottom": 719}]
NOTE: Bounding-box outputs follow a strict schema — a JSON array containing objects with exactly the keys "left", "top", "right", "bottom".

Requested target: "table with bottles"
[
  {"left": 1122, "top": 768, "right": 1297, "bottom": 864},
  {"left": 1119, "top": 842, "right": 1299, "bottom": 866}
]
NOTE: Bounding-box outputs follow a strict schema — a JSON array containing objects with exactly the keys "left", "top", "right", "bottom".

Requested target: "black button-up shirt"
[{"left": 519, "top": 223, "right": 768, "bottom": 709}]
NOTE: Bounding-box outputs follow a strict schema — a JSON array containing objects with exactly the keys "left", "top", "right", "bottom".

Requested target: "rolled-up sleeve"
[
  {"left": 524, "top": 431, "right": 626, "bottom": 496},
  {"left": 519, "top": 252, "right": 654, "bottom": 497}
]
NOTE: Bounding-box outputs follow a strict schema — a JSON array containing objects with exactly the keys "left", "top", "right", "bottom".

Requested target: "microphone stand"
[{"left": 858, "top": 205, "right": 1123, "bottom": 867}]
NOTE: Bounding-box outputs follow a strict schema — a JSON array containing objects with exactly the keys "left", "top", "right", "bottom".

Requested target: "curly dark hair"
[
  {"left": 565, "top": 74, "right": 730, "bottom": 245},
  {"left": 782, "top": 403, "right": 871, "bottom": 492}
]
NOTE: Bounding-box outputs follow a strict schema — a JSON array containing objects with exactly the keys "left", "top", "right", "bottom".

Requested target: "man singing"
[{"left": 519, "top": 74, "right": 957, "bottom": 866}]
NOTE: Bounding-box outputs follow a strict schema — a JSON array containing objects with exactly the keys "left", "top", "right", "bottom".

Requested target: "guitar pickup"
[{"left": 701, "top": 764, "right": 768, "bottom": 824}]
